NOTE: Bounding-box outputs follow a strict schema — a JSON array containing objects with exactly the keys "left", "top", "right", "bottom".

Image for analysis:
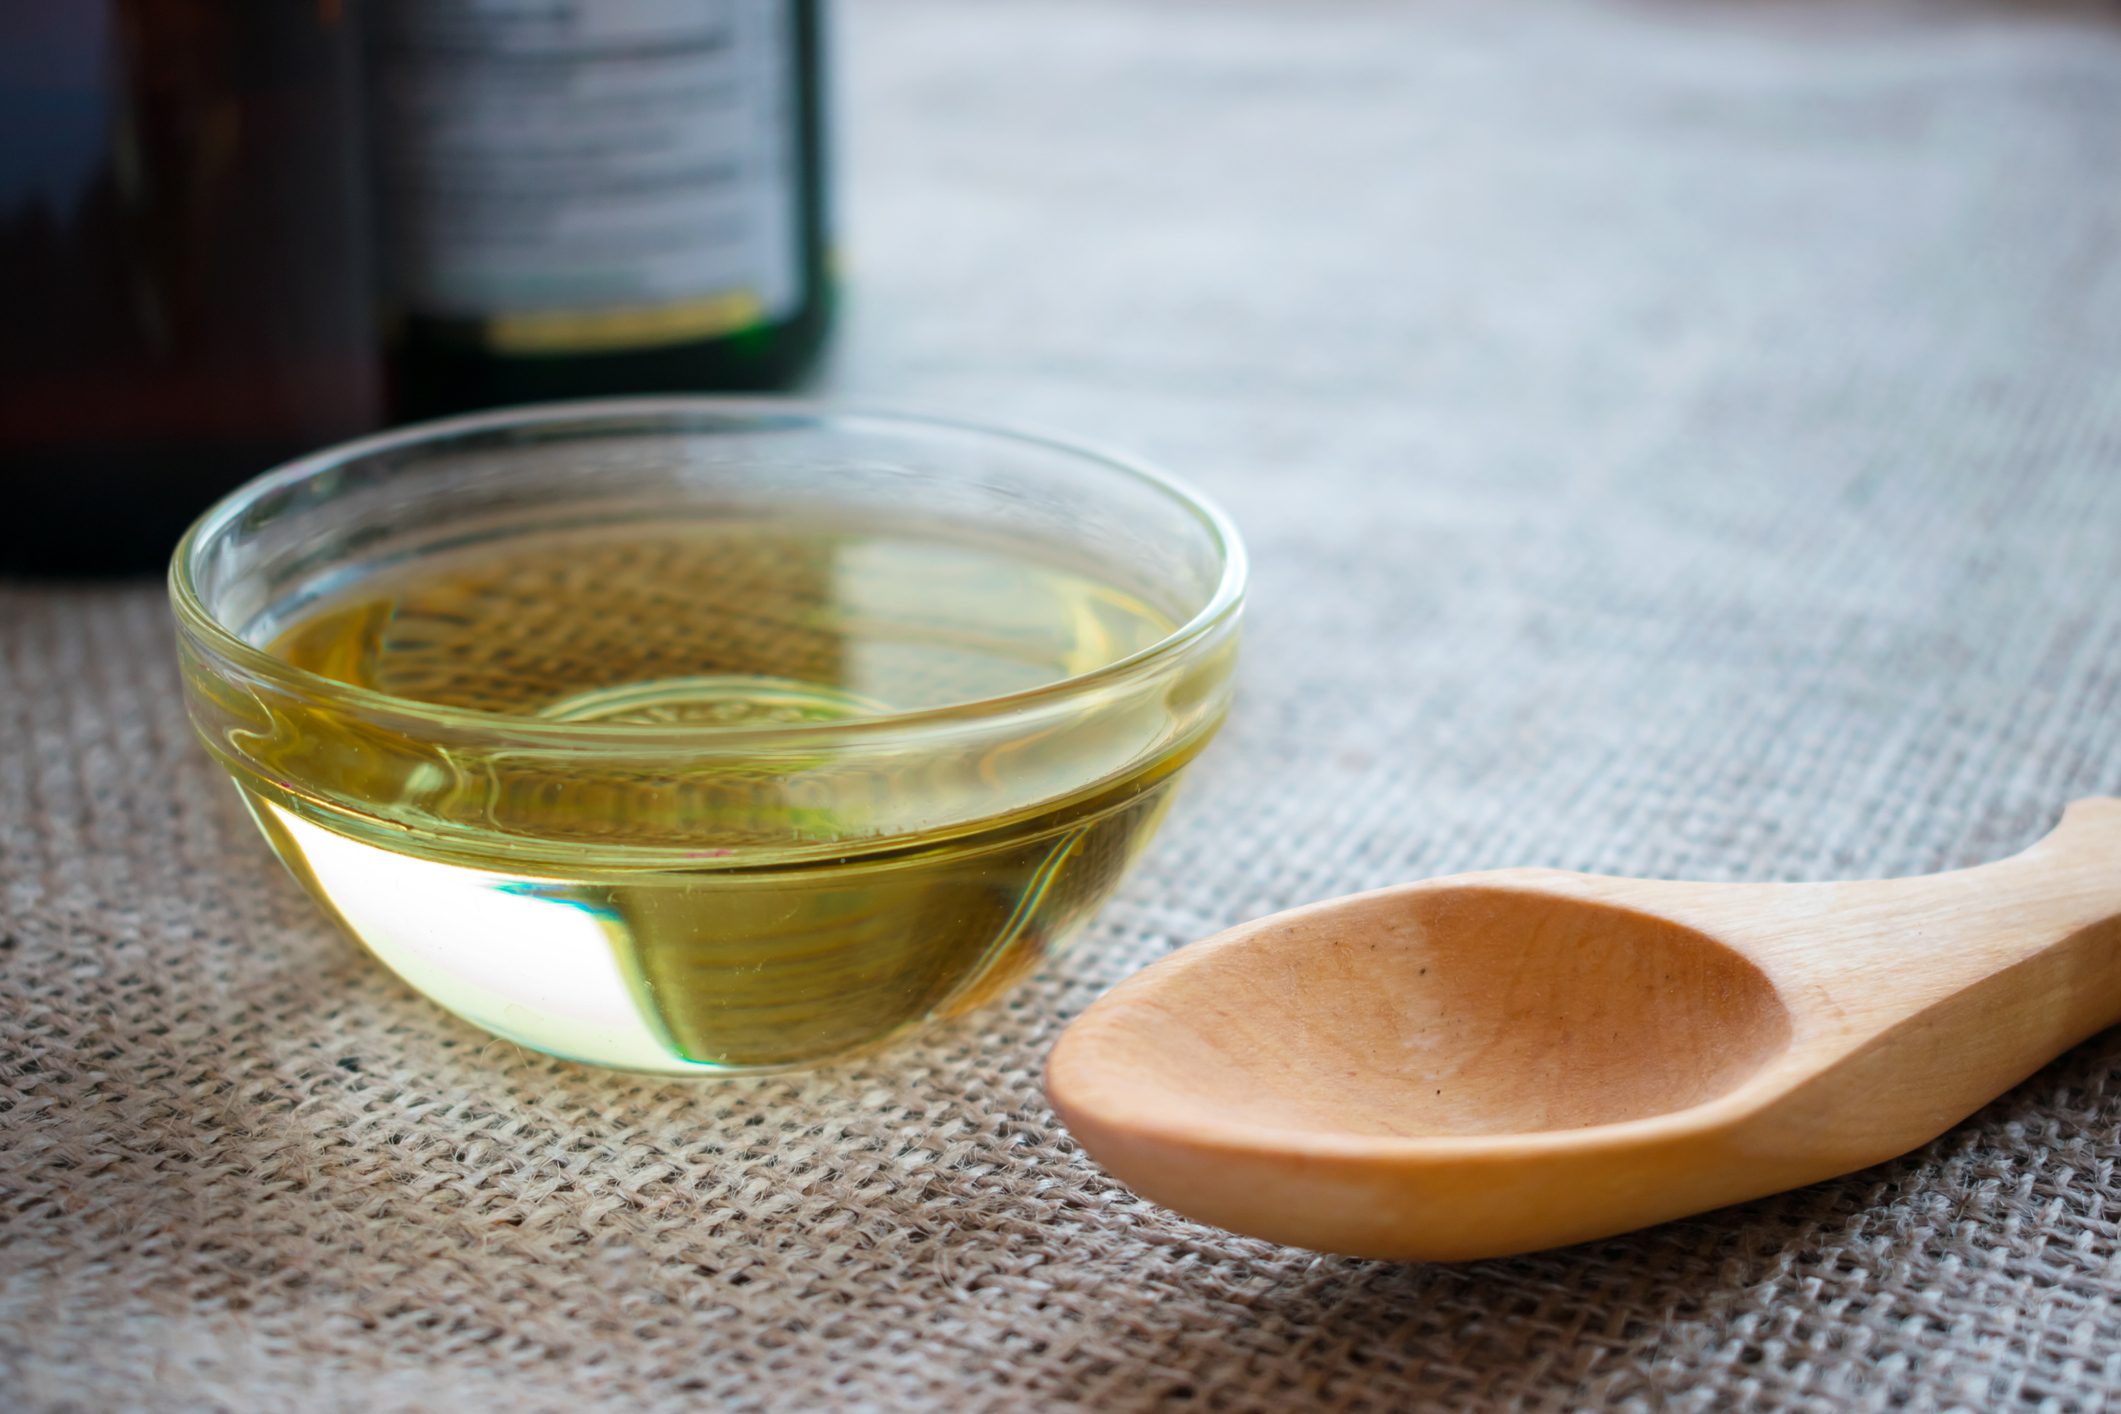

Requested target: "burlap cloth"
[{"left": 8, "top": 1, "right": 2121, "bottom": 1407}]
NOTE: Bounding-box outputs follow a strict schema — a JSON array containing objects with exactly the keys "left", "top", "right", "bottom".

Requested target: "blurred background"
[{"left": 5, "top": 0, "right": 2117, "bottom": 578}]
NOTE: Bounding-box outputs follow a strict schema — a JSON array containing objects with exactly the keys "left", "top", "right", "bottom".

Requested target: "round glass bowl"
[{"left": 170, "top": 399, "right": 1244, "bottom": 1074}]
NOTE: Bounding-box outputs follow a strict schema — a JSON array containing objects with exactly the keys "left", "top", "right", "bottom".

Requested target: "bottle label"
[{"left": 373, "top": 0, "right": 801, "bottom": 354}]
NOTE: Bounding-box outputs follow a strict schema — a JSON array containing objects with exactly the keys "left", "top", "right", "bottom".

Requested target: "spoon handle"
[
  {"left": 1758, "top": 794, "right": 2121, "bottom": 1002},
  {"left": 1563, "top": 796, "right": 2121, "bottom": 1006},
  {"left": 1629, "top": 797, "right": 2121, "bottom": 1175}
]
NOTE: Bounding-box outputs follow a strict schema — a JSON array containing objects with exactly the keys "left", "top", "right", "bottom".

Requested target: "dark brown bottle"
[{"left": 0, "top": 1, "right": 381, "bottom": 576}]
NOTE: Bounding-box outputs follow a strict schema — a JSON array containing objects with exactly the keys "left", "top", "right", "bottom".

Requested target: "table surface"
[{"left": 9, "top": 1, "right": 2121, "bottom": 1408}]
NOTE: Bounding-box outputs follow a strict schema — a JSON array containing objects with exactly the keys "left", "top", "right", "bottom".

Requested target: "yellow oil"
[{"left": 231, "top": 518, "right": 1220, "bottom": 1072}]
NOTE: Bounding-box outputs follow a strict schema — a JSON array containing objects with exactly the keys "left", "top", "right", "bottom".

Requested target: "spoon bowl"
[
  {"left": 1074, "top": 886, "right": 1793, "bottom": 1140},
  {"left": 1047, "top": 799, "right": 2121, "bottom": 1260}
]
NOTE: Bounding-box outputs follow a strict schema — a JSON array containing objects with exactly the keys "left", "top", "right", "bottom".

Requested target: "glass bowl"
[{"left": 169, "top": 399, "right": 1244, "bottom": 1074}]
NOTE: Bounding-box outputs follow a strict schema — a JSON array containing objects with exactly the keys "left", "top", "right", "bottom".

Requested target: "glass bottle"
[
  {"left": 367, "top": 0, "right": 832, "bottom": 422},
  {"left": 0, "top": 0, "right": 382, "bottom": 575}
]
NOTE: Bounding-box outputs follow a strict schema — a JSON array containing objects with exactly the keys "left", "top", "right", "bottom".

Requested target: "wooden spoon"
[{"left": 1045, "top": 798, "right": 2121, "bottom": 1261}]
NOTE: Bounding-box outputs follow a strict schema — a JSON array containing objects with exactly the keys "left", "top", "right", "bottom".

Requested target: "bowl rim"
[{"left": 168, "top": 396, "right": 1248, "bottom": 749}]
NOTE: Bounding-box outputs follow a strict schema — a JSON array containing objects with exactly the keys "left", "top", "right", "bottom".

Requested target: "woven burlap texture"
[{"left": 8, "top": 1, "right": 2121, "bottom": 1408}]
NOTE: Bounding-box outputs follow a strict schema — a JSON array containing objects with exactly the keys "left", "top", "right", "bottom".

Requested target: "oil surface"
[{"left": 237, "top": 519, "right": 1209, "bottom": 1072}]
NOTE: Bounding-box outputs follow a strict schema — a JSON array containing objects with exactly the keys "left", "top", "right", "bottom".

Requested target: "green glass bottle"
[{"left": 368, "top": 0, "right": 831, "bottom": 421}]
